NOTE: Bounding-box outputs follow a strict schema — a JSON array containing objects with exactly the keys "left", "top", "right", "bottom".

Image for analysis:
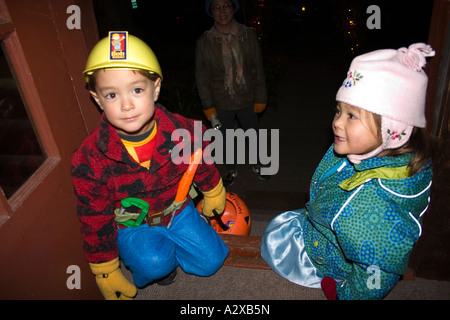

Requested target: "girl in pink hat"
[{"left": 261, "top": 43, "right": 439, "bottom": 300}]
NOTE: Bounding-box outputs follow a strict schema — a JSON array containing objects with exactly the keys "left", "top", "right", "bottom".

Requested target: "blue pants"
[{"left": 117, "top": 201, "right": 229, "bottom": 287}]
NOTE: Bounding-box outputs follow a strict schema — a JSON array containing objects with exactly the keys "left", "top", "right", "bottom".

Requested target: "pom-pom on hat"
[{"left": 336, "top": 43, "right": 435, "bottom": 163}]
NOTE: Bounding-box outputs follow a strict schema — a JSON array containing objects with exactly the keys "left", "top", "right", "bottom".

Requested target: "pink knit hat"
[{"left": 336, "top": 43, "right": 435, "bottom": 163}]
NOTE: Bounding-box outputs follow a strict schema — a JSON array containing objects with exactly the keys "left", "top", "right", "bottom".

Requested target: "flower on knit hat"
[
  {"left": 386, "top": 129, "right": 406, "bottom": 141},
  {"left": 343, "top": 70, "right": 363, "bottom": 88}
]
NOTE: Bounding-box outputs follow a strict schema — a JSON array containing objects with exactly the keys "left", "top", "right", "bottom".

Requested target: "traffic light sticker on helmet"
[
  {"left": 109, "top": 31, "right": 127, "bottom": 60},
  {"left": 83, "top": 31, "right": 163, "bottom": 82}
]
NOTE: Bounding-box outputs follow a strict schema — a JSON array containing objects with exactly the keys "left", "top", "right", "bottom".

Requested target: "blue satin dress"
[{"left": 261, "top": 208, "right": 323, "bottom": 288}]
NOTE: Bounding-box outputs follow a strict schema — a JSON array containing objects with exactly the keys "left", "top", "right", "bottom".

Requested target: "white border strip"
[
  {"left": 408, "top": 211, "right": 423, "bottom": 237},
  {"left": 331, "top": 184, "right": 364, "bottom": 230},
  {"left": 378, "top": 179, "right": 432, "bottom": 198}
]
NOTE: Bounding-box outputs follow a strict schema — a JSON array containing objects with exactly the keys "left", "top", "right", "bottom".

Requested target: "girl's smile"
[{"left": 332, "top": 102, "right": 381, "bottom": 156}]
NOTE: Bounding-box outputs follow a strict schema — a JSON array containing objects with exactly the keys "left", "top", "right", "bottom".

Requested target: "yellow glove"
[
  {"left": 203, "top": 107, "right": 217, "bottom": 121},
  {"left": 254, "top": 103, "right": 266, "bottom": 113},
  {"left": 201, "top": 178, "right": 226, "bottom": 217},
  {"left": 89, "top": 257, "right": 137, "bottom": 300}
]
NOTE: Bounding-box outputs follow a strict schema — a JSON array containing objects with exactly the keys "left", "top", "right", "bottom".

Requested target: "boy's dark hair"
[{"left": 87, "top": 69, "right": 160, "bottom": 91}]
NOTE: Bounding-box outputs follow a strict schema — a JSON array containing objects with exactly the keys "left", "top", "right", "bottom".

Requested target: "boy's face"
[
  {"left": 90, "top": 69, "right": 161, "bottom": 136},
  {"left": 332, "top": 102, "right": 381, "bottom": 157}
]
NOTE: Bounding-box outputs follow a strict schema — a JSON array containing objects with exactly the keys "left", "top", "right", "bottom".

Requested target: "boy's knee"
[
  {"left": 131, "top": 251, "right": 177, "bottom": 286},
  {"left": 193, "top": 245, "right": 229, "bottom": 276},
  {"left": 203, "top": 256, "right": 227, "bottom": 276}
]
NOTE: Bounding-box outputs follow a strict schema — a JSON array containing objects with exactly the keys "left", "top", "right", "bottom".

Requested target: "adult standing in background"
[{"left": 195, "top": 0, "right": 268, "bottom": 187}]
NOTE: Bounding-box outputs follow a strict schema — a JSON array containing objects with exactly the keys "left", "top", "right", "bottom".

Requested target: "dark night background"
[{"left": 92, "top": 0, "right": 434, "bottom": 117}]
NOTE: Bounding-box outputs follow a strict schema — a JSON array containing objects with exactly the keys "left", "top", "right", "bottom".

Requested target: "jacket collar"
[
  {"left": 97, "top": 104, "right": 178, "bottom": 171},
  {"left": 340, "top": 153, "right": 414, "bottom": 191},
  {"left": 353, "top": 152, "right": 413, "bottom": 172}
]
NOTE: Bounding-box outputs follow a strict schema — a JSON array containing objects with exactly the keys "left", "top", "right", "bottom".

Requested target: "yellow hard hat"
[{"left": 83, "top": 31, "right": 162, "bottom": 82}]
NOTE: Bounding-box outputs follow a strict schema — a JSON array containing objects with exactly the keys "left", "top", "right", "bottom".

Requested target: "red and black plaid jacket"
[{"left": 71, "top": 104, "right": 220, "bottom": 263}]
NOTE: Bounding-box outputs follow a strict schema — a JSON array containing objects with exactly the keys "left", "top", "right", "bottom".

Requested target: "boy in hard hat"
[{"left": 72, "top": 31, "right": 229, "bottom": 300}]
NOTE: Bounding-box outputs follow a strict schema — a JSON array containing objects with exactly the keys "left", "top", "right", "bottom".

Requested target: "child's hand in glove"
[
  {"left": 201, "top": 178, "right": 226, "bottom": 217},
  {"left": 90, "top": 257, "right": 137, "bottom": 300}
]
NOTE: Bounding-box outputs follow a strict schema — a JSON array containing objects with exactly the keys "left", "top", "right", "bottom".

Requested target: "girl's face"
[
  {"left": 332, "top": 102, "right": 381, "bottom": 156},
  {"left": 90, "top": 69, "right": 161, "bottom": 136},
  {"left": 211, "top": 0, "right": 234, "bottom": 27}
]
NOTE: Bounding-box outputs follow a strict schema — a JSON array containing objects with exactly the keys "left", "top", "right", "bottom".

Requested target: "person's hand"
[
  {"left": 201, "top": 178, "right": 226, "bottom": 217},
  {"left": 254, "top": 103, "right": 266, "bottom": 113},
  {"left": 89, "top": 257, "right": 137, "bottom": 300},
  {"left": 203, "top": 107, "right": 218, "bottom": 121}
]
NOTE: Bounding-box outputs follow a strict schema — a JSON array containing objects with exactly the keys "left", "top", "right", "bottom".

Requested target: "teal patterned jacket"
[{"left": 303, "top": 145, "right": 432, "bottom": 299}]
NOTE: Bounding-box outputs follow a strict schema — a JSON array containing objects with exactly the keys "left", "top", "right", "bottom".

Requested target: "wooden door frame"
[
  {"left": 0, "top": 0, "right": 102, "bottom": 299},
  {"left": 425, "top": 0, "right": 450, "bottom": 140}
]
